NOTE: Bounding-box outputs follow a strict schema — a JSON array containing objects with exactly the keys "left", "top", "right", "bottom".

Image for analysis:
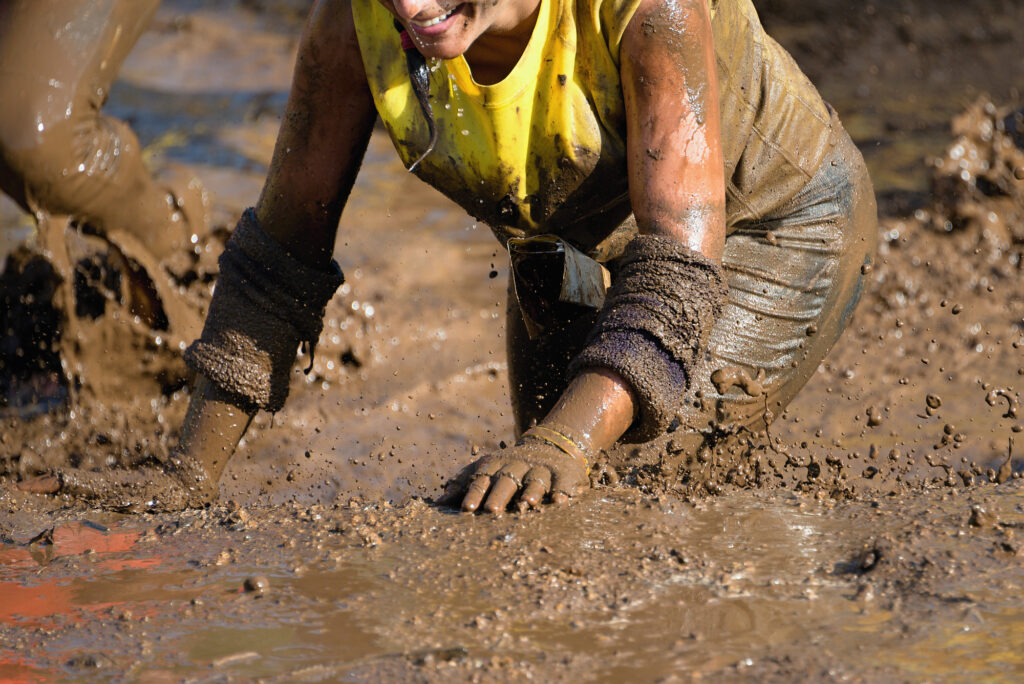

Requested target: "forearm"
[
  {"left": 256, "top": 0, "right": 377, "bottom": 268},
  {"left": 175, "top": 375, "right": 254, "bottom": 485},
  {"left": 535, "top": 369, "right": 636, "bottom": 454}
]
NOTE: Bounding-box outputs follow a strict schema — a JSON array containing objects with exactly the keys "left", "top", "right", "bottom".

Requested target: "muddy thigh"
[
  {"left": 682, "top": 119, "right": 878, "bottom": 440},
  {"left": 506, "top": 117, "right": 876, "bottom": 458},
  {"left": 0, "top": 0, "right": 186, "bottom": 256}
]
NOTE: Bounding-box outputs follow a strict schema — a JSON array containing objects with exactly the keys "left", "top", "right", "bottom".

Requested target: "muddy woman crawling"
[{"left": 21, "top": 0, "right": 876, "bottom": 511}]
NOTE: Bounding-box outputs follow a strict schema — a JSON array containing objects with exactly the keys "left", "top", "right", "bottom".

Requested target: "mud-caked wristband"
[
  {"left": 568, "top": 235, "right": 728, "bottom": 442},
  {"left": 184, "top": 208, "right": 344, "bottom": 412}
]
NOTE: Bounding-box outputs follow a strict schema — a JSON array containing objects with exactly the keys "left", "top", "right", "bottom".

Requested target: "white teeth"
[{"left": 411, "top": 6, "right": 456, "bottom": 27}]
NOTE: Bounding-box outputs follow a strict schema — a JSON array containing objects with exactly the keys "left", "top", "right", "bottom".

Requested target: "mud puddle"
[
  {"left": 2, "top": 0, "right": 1024, "bottom": 680},
  {"left": 4, "top": 484, "right": 1024, "bottom": 681}
]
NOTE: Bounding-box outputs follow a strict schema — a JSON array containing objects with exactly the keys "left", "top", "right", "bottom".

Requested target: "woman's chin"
[{"left": 415, "top": 40, "right": 469, "bottom": 61}]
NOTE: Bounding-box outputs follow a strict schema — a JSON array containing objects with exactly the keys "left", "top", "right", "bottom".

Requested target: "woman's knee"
[
  {"left": 505, "top": 282, "right": 599, "bottom": 433},
  {"left": 694, "top": 145, "right": 877, "bottom": 433},
  {"left": 0, "top": 113, "right": 108, "bottom": 213}
]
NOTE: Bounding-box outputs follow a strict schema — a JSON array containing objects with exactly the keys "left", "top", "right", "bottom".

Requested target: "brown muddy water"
[{"left": 2, "top": 0, "right": 1024, "bottom": 681}]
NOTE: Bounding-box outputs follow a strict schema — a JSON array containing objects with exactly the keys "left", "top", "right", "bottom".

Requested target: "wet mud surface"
[{"left": 2, "top": 0, "right": 1024, "bottom": 680}]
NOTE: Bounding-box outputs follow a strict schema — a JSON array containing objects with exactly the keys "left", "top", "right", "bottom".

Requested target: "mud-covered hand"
[
  {"left": 15, "top": 450, "right": 216, "bottom": 512},
  {"left": 461, "top": 427, "right": 591, "bottom": 513}
]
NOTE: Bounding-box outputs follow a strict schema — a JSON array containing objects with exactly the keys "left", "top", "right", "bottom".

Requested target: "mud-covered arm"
[
  {"left": 180, "top": 0, "right": 378, "bottom": 479},
  {"left": 621, "top": 0, "right": 725, "bottom": 254},
  {"left": 564, "top": 0, "right": 728, "bottom": 439},
  {"left": 462, "top": 0, "right": 728, "bottom": 512},
  {"left": 257, "top": 0, "right": 378, "bottom": 268},
  {"left": 552, "top": 0, "right": 727, "bottom": 442}
]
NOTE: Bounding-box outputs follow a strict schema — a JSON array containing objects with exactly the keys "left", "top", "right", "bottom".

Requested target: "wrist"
[{"left": 519, "top": 424, "right": 591, "bottom": 474}]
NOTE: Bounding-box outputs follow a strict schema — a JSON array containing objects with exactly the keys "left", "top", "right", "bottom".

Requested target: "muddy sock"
[
  {"left": 184, "top": 208, "right": 344, "bottom": 412},
  {"left": 569, "top": 235, "right": 727, "bottom": 441}
]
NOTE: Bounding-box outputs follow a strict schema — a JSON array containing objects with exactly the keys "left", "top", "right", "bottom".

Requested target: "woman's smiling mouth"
[{"left": 408, "top": 4, "right": 463, "bottom": 34}]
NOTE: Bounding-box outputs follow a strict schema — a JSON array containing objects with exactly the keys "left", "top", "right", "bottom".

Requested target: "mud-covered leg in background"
[
  {"left": 0, "top": 0, "right": 211, "bottom": 395},
  {"left": 0, "top": 0, "right": 207, "bottom": 260}
]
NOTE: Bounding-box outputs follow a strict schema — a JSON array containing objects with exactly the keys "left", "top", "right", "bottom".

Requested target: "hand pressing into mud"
[
  {"left": 16, "top": 451, "right": 216, "bottom": 512},
  {"left": 16, "top": 378, "right": 252, "bottom": 512},
  {"left": 460, "top": 427, "right": 592, "bottom": 514}
]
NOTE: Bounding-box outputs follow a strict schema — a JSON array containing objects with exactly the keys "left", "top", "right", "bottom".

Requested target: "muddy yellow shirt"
[{"left": 352, "top": 0, "right": 834, "bottom": 260}]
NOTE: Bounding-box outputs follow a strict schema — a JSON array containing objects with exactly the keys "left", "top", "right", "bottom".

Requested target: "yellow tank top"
[{"left": 352, "top": 0, "right": 834, "bottom": 260}]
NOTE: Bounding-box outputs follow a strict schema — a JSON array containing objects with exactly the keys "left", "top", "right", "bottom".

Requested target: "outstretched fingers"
[
  {"left": 459, "top": 439, "right": 591, "bottom": 514},
  {"left": 461, "top": 458, "right": 502, "bottom": 512},
  {"left": 519, "top": 467, "right": 551, "bottom": 509},
  {"left": 482, "top": 462, "right": 531, "bottom": 514}
]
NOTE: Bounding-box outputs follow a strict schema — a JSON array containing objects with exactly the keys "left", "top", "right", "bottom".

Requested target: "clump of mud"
[{"left": 928, "top": 99, "right": 1024, "bottom": 246}]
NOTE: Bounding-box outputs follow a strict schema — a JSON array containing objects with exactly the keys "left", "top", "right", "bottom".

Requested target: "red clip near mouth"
[{"left": 399, "top": 29, "right": 415, "bottom": 51}]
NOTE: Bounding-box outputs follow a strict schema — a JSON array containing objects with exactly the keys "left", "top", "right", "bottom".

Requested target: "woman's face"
[{"left": 378, "top": 0, "right": 539, "bottom": 60}]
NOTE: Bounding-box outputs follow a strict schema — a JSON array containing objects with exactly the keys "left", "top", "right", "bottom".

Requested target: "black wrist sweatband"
[
  {"left": 568, "top": 234, "right": 727, "bottom": 441},
  {"left": 184, "top": 208, "right": 344, "bottom": 412}
]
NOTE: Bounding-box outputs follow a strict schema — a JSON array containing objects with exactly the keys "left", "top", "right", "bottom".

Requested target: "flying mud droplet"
[
  {"left": 925, "top": 393, "right": 942, "bottom": 416},
  {"left": 996, "top": 438, "right": 1014, "bottom": 484},
  {"left": 985, "top": 389, "right": 1019, "bottom": 418},
  {"left": 866, "top": 406, "right": 884, "bottom": 427}
]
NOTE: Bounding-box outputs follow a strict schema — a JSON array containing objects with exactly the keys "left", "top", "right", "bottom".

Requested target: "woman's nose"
[{"left": 390, "top": 0, "right": 435, "bottom": 21}]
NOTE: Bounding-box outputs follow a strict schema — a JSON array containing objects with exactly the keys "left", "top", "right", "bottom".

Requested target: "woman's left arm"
[
  {"left": 621, "top": 0, "right": 725, "bottom": 256},
  {"left": 461, "top": 0, "right": 726, "bottom": 513}
]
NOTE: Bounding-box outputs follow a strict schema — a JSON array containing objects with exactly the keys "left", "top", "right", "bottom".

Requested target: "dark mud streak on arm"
[
  {"left": 256, "top": 0, "right": 378, "bottom": 269},
  {"left": 619, "top": 0, "right": 726, "bottom": 263}
]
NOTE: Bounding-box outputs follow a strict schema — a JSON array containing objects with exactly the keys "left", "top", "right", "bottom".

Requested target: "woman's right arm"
[
  {"left": 177, "top": 0, "right": 378, "bottom": 485},
  {"left": 17, "top": 0, "right": 378, "bottom": 506},
  {"left": 257, "top": 0, "right": 378, "bottom": 267}
]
